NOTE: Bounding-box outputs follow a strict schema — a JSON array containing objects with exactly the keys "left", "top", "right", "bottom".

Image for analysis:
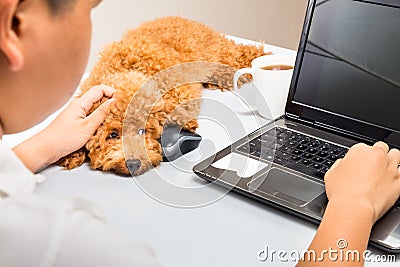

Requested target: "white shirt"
[{"left": 0, "top": 141, "right": 161, "bottom": 267}]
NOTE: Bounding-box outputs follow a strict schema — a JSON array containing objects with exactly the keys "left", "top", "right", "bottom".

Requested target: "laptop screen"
[{"left": 287, "top": 0, "right": 400, "bottom": 145}]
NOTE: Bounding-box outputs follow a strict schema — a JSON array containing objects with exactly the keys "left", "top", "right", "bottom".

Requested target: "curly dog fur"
[{"left": 58, "top": 16, "right": 267, "bottom": 176}]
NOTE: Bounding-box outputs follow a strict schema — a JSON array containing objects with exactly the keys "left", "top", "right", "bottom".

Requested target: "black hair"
[{"left": 46, "top": 0, "right": 76, "bottom": 13}]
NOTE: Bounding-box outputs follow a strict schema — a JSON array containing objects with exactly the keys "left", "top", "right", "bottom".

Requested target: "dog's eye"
[
  {"left": 108, "top": 131, "right": 119, "bottom": 140},
  {"left": 137, "top": 129, "right": 146, "bottom": 136}
]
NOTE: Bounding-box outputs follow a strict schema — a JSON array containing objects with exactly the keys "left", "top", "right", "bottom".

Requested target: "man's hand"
[
  {"left": 13, "top": 85, "right": 115, "bottom": 173},
  {"left": 298, "top": 142, "right": 400, "bottom": 267},
  {"left": 325, "top": 142, "right": 400, "bottom": 224}
]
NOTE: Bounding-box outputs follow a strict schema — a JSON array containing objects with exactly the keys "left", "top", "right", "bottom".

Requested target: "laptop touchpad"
[{"left": 249, "top": 168, "right": 325, "bottom": 205}]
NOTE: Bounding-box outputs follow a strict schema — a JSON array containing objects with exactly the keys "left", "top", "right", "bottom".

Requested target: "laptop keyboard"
[{"left": 236, "top": 127, "right": 349, "bottom": 180}]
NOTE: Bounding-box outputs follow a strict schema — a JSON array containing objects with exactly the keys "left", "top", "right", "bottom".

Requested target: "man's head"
[{"left": 0, "top": 0, "right": 102, "bottom": 134}]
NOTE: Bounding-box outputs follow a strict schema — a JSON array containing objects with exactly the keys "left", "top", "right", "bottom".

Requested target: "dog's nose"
[{"left": 126, "top": 159, "right": 142, "bottom": 172}]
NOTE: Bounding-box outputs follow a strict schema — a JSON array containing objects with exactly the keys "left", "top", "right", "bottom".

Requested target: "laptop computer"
[{"left": 193, "top": 0, "right": 400, "bottom": 253}]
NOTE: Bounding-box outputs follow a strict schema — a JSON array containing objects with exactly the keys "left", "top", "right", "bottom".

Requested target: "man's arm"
[
  {"left": 297, "top": 199, "right": 373, "bottom": 266},
  {"left": 298, "top": 142, "right": 400, "bottom": 266}
]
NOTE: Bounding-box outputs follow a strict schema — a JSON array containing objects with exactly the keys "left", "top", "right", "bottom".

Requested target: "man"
[
  {"left": 0, "top": 0, "right": 160, "bottom": 266},
  {"left": 1, "top": 1, "right": 399, "bottom": 267}
]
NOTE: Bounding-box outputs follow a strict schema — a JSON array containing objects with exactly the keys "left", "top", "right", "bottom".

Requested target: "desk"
[{"left": 3, "top": 38, "right": 398, "bottom": 266}]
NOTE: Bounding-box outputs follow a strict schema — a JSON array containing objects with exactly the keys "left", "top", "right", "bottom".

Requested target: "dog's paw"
[{"left": 57, "top": 148, "right": 87, "bottom": 170}]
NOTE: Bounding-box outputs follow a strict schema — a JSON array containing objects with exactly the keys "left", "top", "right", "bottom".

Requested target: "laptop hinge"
[
  {"left": 286, "top": 113, "right": 315, "bottom": 127},
  {"left": 286, "top": 113, "right": 376, "bottom": 144},
  {"left": 314, "top": 120, "right": 376, "bottom": 144}
]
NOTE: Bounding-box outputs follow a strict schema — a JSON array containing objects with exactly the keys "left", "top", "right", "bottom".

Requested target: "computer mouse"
[{"left": 160, "top": 126, "right": 202, "bottom": 162}]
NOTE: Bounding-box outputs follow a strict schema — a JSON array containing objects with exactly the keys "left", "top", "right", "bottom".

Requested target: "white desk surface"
[{"left": 3, "top": 38, "right": 398, "bottom": 266}]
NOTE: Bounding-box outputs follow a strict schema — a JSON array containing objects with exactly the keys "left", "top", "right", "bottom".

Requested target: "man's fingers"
[
  {"left": 388, "top": 149, "right": 400, "bottom": 163},
  {"left": 380, "top": 146, "right": 400, "bottom": 204},
  {"left": 325, "top": 158, "right": 343, "bottom": 177},
  {"left": 330, "top": 158, "right": 343, "bottom": 171},
  {"left": 373, "top": 141, "right": 390, "bottom": 154},
  {"left": 388, "top": 148, "right": 400, "bottom": 172},
  {"left": 78, "top": 85, "right": 115, "bottom": 114},
  {"left": 85, "top": 99, "right": 116, "bottom": 132},
  {"left": 324, "top": 159, "right": 342, "bottom": 183}
]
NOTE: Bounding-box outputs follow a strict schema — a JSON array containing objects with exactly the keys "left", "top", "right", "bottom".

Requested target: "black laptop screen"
[{"left": 289, "top": 0, "right": 400, "bottom": 141}]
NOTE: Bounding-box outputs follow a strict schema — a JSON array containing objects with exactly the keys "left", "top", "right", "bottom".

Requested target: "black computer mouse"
[{"left": 160, "top": 126, "right": 202, "bottom": 162}]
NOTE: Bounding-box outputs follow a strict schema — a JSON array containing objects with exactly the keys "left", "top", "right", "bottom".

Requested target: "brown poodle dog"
[{"left": 58, "top": 16, "right": 267, "bottom": 176}]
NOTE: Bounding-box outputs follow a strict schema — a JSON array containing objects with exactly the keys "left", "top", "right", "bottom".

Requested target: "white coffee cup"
[{"left": 234, "top": 54, "right": 296, "bottom": 120}]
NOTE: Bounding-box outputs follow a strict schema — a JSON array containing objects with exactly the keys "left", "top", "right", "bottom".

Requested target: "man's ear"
[{"left": 0, "top": 0, "right": 24, "bottom": 71}]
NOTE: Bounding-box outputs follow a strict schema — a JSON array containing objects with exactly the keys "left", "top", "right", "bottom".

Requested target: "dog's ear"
[{"left": 57, "top": 147, "right": 88, "bottom": 170}]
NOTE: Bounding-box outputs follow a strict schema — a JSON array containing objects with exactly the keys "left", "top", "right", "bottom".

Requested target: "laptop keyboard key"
[
  {"left": 286, "top": 163, "right": 320, "bottom": 179},
  {"left": 313, "top": 157, "right": 325, "bottom": 163},
  {"left": 308, "top": 141, "right": 321, "bottom": 148},
  {"left": 306, "top": 148, "right": 318, "bottom": 154},
  {"left": 276, "top": 152, "right": 291, "bottom": 160},
  {"left": 321, "top": 167, "right": 330, "bottom": 173},
  {"left": 299, "top": 159, "right": 312, "bottom": 166},
  {"left": 319, "top": 167, "right": 331, "bottom": 175},
  {"left": 237, "top": 145, "right": 250, "bottom": 153},
  {"left": 292, "top": 150, "right": 304, "bottom": 156},
  {"left": 297, "top": 144, "right": 308, "bottom": 150},
  {"left": 315, "top": 169, "right": 327, "bottom": 179},
  {"left": 290, "top": 155, "right": 302, "bottom": 162},
  {"left": 328, "top": 150, "right": 338, "bottom": 156},
  {"left": 323, "top": 160, "right": 334, "bottom": 167},
  {"left": 259, "top": 134, "right": 275, "bottom": 142},
  {"left": 267, "top": 129, "right": 279, "bottom": 136},
  {"left": 276, "top": 138, "right": 286, "bottom": 145},
  {"left": 250, "top": 145, "right": 259, "bottom": 153},
  {"left": 257, "top": 148, "right": 275, "bottom": 159},
  {"left": 278, "top": 132, "right": 291, "bottom": 139},
  {"left": 273, "top": 157, "right": 291, "bottom": 166},
  {"left": 317, "top": 151, "right": 328, "bottom": 157},
  {"left": 300, "top": 139, "right": 310, "bottom": 145},
  {"left": 320, "top": 144, "right": 331, "bottom": 151},
  {"left": 261, "top": 153, "right": 274, "bottom": 161},
  {"left": 278, "top": 146, "right": 293, "bottom": 154},
  {"left": 252, "top": 150, "right": 261, "bottom": 158},
  {"left": 289, "top": 135, "right": 300, "bottom": 142},
  {"left": 303, "top": 153, "right": 314, "bottom": 160},
  {"left": 311, "top": 163, "right": 322, "bottom": 170},
  {"left": 287, "top": 141, "right": 299, "bottom": 147},
  {"left": 328, "top": 155, "right": 339, "bottom": 161},
  {"left": 269, "top": 143, "right": 283, "bottom": 150}
]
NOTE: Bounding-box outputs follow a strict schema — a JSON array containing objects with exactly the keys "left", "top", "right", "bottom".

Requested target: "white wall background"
[{"left": 88, "top": 0, "right": 308, "bottom": 70}]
